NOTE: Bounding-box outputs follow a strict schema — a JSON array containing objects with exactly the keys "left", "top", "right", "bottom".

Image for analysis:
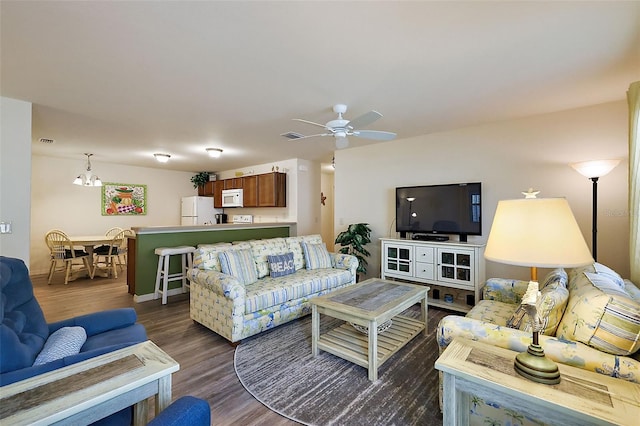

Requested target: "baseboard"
[{"left": 133, "top": 287, "right": 187, "bottom": 303}]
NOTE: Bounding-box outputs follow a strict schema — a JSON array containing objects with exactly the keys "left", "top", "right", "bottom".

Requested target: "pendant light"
[{"left": 73, "top": 153, "right": 102, "bottom": 187}]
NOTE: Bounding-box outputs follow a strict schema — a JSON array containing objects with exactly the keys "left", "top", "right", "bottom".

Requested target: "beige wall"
[
  {"left": 30, "top": 156, "right": 195, "bottom": 274},
  {"left": 335, "top": 100, "right": 630, "bottom": 281},
  {"left": 0, "top": 97, "right": 32, "bottom": 262}
]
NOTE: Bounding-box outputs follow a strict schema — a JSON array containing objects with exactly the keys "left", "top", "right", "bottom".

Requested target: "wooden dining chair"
[
  {"left": 44, "top": 230, "right": 93, "bottom": 284},
  {"left": 115, "top": 229, "right": 135, "bottom": 271},
  {"left": 93, "top": 229, "right": 127, "bottom": 279}
]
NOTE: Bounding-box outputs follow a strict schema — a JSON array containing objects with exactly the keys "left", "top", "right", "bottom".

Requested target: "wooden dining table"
[{"left": 67, "top": 235, "right": 112, "bottom": 278}]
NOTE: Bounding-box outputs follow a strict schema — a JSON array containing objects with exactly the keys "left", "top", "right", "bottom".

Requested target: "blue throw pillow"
[
  {"left": 267, "top": 252, "right": 296, "bottom": 278},
  {"left": 301, "top": 242, "right": 333, "bottom": 270},
  {"left": 218, "top": 249, "right": 258, "bottom": 285},
  {"left": 33, "top": 326, "right": 87, "bottom": 366}
]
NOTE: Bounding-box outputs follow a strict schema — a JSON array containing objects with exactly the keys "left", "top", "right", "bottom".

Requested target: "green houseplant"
[
  {"left": 335, "top": 223, "right": 372, "bottom": 277},
  {"left": 190, "top": 172, "right": 210, "bottom": 189}
]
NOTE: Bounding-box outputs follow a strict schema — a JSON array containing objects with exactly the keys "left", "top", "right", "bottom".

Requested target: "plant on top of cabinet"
[
  {"left": 191, "top": 172, "right": 210, "bottom": 189},
  {"left": 335, "top": 223, "right": 372, "bottom": 276}
]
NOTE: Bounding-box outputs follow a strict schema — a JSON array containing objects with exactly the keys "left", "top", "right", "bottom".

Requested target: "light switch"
[{"left": 0, "top": 222, "right": 12, "bottom": 234}]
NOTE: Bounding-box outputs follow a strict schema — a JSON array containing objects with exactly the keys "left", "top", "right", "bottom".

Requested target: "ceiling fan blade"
[
  {"left": 346, "top": 110, "right": 382, "bottom": 130},
  {"left": 293, "top": 118, "right": 328, "bottom": 129},
  {"left": 352, "top": 130, "right": 397, "bottom": 141},
  {"left": 295, "top": 133, "right": 331, "bottom": 140}
]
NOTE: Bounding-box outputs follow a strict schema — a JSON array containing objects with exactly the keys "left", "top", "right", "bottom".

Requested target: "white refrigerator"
[{"left": 181, "top": 196, "right": 221, "bottom": 226}]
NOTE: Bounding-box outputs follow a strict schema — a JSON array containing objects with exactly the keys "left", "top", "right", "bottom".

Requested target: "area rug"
[{"left": 234, "top": 307, "right": 448, "bottom": 426}]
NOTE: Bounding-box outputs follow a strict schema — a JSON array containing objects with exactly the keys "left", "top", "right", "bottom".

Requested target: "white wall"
[
  {"left": 215, "top": 157, "right": 322, "bottom": 237},
  {"left": 0, "top": 97, "right": 32, "bottom": 262},
  {"left": 30, "top": 155, "right": 194, "bottom": 274},
  {"left": 335, "top": 100, "right": 630, "bottom": 281},
  {"left": 321, "top": 169, "right": 335, "bottom": 249}
]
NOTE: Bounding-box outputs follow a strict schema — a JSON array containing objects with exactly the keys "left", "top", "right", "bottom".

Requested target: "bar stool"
[{"left": 154, "top": 246, "right": 195, "bottom": 304}]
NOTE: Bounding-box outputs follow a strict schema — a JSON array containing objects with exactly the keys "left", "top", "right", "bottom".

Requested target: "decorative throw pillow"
[
  {"left": 267, "top": 252, "right": 296, "bottom": 278},
  {"left": 218, "top": 249, "right": 258, "bottom": 285},
  {"left": 33, "top": 326, "right": 87, "bottom": 366},
  {"left": 506, "top": 280, "right": 569, "bottom": 336},
  {"left": 193, "top": 243, "right": 232, "bottom": 271},
  {"left": 301, "top": 242, "right": 333, "bottom": 270},
  {"left": 557, "top": 272, "right": 640, "bottom": 355}
]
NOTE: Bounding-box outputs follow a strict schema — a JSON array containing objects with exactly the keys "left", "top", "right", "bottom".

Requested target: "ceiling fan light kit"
[{"left": 284, "top": 104, "right": 397, "bottom": 149}]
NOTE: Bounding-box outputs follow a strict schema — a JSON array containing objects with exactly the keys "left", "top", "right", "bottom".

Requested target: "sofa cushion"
[
  {"left": 193, "top": 243, "right": 233, "bottom": 271},
  {"left": 506, "top": 269, "right": 569, "bottom": 335},
  {"left": 268, "top": 252, "right": 296, "bottom": 278},
  {"left": 250, "top": 238, "right": 289, "bottom": 278},
  {"left": 33, "top": 326, "right": 87, "bottom": 366},
  {"left": 219, "top": 249, "right": 258, "bottom": 285},
  {"left": 285, "top": 235, "right": 323, "bottom": 270},
  {"left": 244, "top": 268, "right": 353, "bottom": 313},
  {"left": 467, "top": 300, "right": 518, "bottom": 326},
  {"left": 302, "top": 242, "right": 333, "bottom": 270},
  {"left": 557, "top": 271, "right": 640, "bottom": 355},
  {"left": 569, "top": 262, "right": 625, "bottom": 289}
]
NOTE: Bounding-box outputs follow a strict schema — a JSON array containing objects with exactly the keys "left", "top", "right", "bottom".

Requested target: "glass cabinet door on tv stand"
[{"left": 380, "top": 238, "right": 485, "bottom": 313}]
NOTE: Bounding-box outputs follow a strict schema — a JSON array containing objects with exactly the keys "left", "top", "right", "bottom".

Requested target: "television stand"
[{"left": 412, "top": 234, "right": 449, "bottom": 242}]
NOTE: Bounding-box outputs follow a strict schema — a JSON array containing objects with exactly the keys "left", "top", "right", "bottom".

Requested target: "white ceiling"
[{"left": 2, "top": 1, "right": 639, "bottom": 173}]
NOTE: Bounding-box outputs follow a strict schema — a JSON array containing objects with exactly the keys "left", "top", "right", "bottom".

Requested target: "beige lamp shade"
[{"left": 485, "top": 198, "right": 593, "bottom": 268}]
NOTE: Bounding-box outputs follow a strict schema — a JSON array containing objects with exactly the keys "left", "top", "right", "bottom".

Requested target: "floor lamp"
[
  {"left": 570, "top": 159, "right": 621, "bottom": 261},
  {"left": 484, "top": 195, "right": 593, "bottom": 384}
]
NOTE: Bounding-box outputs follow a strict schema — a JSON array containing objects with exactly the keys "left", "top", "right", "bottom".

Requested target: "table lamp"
[{"left": 484, "top": 194, "right": 593, "bottom": 384}]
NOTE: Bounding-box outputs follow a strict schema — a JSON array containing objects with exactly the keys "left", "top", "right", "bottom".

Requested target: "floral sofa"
[
  {"left": 188, "top": 235, "right": 358, "bottom": 343},
  {"left": 437, "top": 263, "right": 640, "bottom": 425}
]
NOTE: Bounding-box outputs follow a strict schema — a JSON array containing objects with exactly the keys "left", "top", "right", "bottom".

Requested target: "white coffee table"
[
  {"left": 311, "top": 278, "right": 429, "bottom": 381},
  {"left": 0, "top": 340, "right": 179, "bottom": 426}
]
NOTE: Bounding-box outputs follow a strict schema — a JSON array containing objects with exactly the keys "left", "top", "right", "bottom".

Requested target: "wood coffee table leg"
[
  {"left": 312, "top": 305, "right": 319, "bottom": 356},
  {"left": 368, "top": 319, "right": 378, "bottom": 381}
]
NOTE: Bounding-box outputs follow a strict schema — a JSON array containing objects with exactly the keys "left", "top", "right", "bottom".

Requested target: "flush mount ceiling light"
[
  {"left": 206, "top": 148, "right": 223, "bottom": 158},
  {"left": 154, "top": 153, "right": 171, "bottom": 163},
  {"left": 73, "top": 153, "right": 102, "bottom": 187}
]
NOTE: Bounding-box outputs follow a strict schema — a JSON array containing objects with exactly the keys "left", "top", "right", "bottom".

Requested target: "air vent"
[
  {"left": 39, "top": 138, "right": 55, "bottom": 144},
  {"left": 280, "top": 132, "right": 305, "bottom": 140}
]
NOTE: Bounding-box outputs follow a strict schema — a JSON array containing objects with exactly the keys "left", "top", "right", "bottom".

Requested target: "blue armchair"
[
  {"left": 1, "top": 256, "right": 148, "bottom": 386},
  {"left": 148, "top": 396, "right": 211, "bottom": 426}
]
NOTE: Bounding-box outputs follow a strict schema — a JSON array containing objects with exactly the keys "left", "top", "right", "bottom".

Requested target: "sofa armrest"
[
  {"left": 437, "top": 315, "right": 640, "bottom": 384},
  {"left": 188, "top": 268, "right": 245, "bottom": 299},
  {"left": 482, "top": 278, "right": 529, "bottom": 303},
  {"left": 48, "top": 308, "right": 138, "bottom": 337},
  {"left": 331, "top": 253, "right": 359, "bottom": 277}
]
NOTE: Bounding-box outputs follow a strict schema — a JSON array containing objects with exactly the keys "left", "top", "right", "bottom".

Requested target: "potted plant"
[
  {"left": 335, "top": 223, "right": 372, "bottom": 278},
  {"left": 190, "top": 172, "right": 210, "bottom": 189}
]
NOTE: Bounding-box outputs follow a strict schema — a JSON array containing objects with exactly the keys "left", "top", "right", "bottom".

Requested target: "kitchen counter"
[
  {"left": 127, "top": 223, "right": 296, "bottom": 302},
  {"left": 131, "top": 222, "right": 297, "bottom": 235}
]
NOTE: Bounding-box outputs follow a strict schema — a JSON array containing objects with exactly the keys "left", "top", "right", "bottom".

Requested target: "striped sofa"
[
  {"left": 188, "top": 235, "right": 358, "bottom": 343},
  {"left": 437, "top": 263, "right": 640, "bottom": 425}
]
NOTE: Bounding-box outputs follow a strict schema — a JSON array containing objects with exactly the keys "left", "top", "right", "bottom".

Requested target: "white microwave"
[{"left": 222, "top": 189, "right": 243, "bottom": 207}]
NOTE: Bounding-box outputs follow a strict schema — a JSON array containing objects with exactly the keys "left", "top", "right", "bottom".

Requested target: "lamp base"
[{"left": 514, "top": 343, "right": 561, "bottom": 385}]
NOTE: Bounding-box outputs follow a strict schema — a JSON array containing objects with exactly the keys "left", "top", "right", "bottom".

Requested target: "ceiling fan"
[{"left": 282, "top": 104, "right": 397, "bottom": 149}]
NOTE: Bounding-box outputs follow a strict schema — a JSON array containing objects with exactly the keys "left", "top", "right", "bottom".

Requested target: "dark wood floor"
[{"left": 32, "top": 272, "right": 295, "bottom": 425}]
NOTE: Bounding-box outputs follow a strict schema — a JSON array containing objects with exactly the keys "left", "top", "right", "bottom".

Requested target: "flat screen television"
[{"left": 395, "top": 182, "right": 481, "bottom": 242}]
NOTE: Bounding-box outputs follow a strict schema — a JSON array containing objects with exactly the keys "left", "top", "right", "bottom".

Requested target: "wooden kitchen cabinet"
[
  {"left": 197, "top": 181, "right": 215, "bottom": 196},
  {"left": 224, "top": 178, "right": 243, "bottom": 189},
  {"left": 242, "top": 175, "right": 258, "bottom": 207},
  {"left": 257, "top": 172, "right": 286, "bottom": 207},
  {"left": 213, "top": 180, "right": 224, "bottom": 208}
]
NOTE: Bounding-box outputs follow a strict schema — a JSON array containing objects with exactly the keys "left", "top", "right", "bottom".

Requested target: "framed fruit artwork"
[{"left": 101, "top": 183, "right": 147, "bottom": 215}]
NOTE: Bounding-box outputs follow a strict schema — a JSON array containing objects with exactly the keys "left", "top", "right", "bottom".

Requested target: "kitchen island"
[{"left": 127, "top": 223, "right": 296, "bottom": 301}]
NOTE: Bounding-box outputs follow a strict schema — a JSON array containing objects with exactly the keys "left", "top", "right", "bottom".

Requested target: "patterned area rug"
[{"left": 234, "top": 307, "right": 448, "bottom": 426}]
